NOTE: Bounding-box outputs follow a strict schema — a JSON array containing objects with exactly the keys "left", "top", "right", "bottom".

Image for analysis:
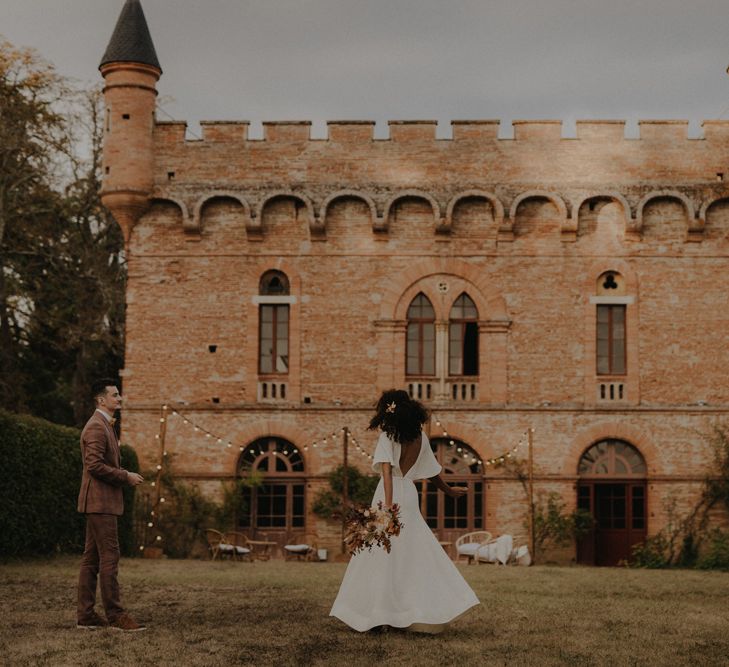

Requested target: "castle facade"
[{"left": 101, "top": 0, "right": 729, "bottom": 563}]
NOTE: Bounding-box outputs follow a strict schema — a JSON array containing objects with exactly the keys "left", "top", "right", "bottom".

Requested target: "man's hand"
[
  {"left": 448, "top": 485, "right": 468, "bottom": 498},
  {"left": 127, "top": 472, "right": 144, "bottom": 486}
]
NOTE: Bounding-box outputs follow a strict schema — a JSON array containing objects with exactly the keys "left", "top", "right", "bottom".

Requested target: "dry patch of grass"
[{"left": 1, "top": 557, "right": 729, "bottom": 666}]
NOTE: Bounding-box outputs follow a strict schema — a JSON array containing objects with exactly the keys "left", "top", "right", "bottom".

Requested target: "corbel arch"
[
  {"left": 508, "top": 190, "right": 569, "bottom": 222},
  {"left": 382, "top": 190, "right": 442, "bottom": 231},
  {"left": 145, "top": 196, "right": 191, "bottom": 235},
  {"left": 256, "top": 191, "right": 321, "bottom": 238},
  {"left": 504, "top": 190, "right": 568, "bottom": 240},
  {"left": 149, "top": 195, "right": 189, "bottom": 221},
  {"left": 444, "top": 190, "right": 504, "bottom": 230},
  {"left": 319, "top": 190, "right": 378, "bottom": 228},
  {"left": 570, "top": 192, "right": 634, "bottom": 242},
  {"left": 194, "top": 191, "right": 251, "bottom": 223},
  {"left": 699, "top": 194, "right": 729, "bottom": 221},
  {"left": 635, "top": 190, "right": 697, "bottom": 236},
  {"left": 572, "top": 192, "right": 633, "bottom": 222}
]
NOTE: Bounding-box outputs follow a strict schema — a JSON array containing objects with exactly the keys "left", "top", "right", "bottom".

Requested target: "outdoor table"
[
  {"left": 438, "top": 540, "right": 453, "bottom": 559},
  {"left": 247, "top": 540, "right": 277, "bottom": 561}
]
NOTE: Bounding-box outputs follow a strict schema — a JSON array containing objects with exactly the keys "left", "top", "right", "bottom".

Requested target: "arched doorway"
[
  {"left": 576, "top": 439, "right": 647, "bottom": 566},
  {"left": 237, "top": 437, "right": 305, "bottom": 549},
  {"left": 416, "top": 437, "right": 484, "bottom": 545}
]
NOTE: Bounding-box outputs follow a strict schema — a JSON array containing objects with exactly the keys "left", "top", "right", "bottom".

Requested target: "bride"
[{"left": 330, "top": 389, "right": 480, "bottom": 633}]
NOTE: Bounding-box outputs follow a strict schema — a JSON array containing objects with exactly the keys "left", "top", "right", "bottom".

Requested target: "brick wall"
[{"left": 105, "top": 94, "right": 729, "bottom": 558}]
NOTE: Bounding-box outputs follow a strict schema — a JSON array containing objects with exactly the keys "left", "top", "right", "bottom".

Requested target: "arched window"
[
  {"left": 416, "top": 437, "right": 484, "bottom": 536},
  {"left": 449, "top": 293, "right": 479, "bottom": 376},
  {"left": 237, "top": 437, "right": 305, "bottom": 534},
  {"left": 406, "top": 293, "right": 435, "bottom": 376},
  {"left": 596, "top": 271, "right": 626, "bottom": 376},
  {"left": 259, "top": 271, "right": 289, "bottom": 374},
  {"left": 259, "top": 270, "right": 290, "bottom": 295},
  {"left": 578, "top": 439, "right": 646, "bottom": 477}
]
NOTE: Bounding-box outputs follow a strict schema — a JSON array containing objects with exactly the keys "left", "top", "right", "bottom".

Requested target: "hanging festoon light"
[
  {"left": 140, "top": 404, "right": 169, "bottom": 553},
  {"left": 430, "top": 413, "right": 530, "bottom": 468}
]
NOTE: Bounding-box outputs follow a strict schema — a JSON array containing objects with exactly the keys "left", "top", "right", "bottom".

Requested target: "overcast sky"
[{"left": 4, "top": 0, "right": 729, "bottom": 138}]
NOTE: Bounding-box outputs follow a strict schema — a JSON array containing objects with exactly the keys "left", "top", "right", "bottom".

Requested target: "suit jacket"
[{"left": 77, "top": 411, "right": 129, "bottom": 515}]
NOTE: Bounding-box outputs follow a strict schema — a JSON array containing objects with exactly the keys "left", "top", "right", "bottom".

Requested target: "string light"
[{"left": 431, "top": 413, "right": 530, "bottom": 469}]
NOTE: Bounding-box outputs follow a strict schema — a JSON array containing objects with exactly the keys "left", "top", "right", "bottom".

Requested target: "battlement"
[{"left": 153, "top": 118, "right": 728, "bottom": 143}]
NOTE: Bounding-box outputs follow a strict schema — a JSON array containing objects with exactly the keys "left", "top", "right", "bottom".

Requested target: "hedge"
[{"left": 0, "top": 410, "right": 139, "bottom": 557}]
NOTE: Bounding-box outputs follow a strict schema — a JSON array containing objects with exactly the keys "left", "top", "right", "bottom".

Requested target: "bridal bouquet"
[{"left": 344, "top": 501, "right": 403, "bottom": 556}]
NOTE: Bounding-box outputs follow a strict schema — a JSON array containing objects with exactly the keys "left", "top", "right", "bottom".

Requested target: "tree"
[
  {"left": 0, "top": 40, "right": 126, "bottom": 426},
  {"left": 0, "top": 40, "right": 67, "bottom": 411}
]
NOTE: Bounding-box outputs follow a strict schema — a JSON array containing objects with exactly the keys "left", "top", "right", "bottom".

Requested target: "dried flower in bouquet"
[{"left": 344, "top": 501, "right": 403, "bottom": 556}]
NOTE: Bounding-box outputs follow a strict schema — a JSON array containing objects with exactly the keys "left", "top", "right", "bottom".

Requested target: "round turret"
[{"left": 99, "top": 0, "right": 162, "bottom": 245}]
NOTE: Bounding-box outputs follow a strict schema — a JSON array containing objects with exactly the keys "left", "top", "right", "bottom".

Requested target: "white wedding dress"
[{"left": 330, "top": 431, "right": 480, "bottom": 633}]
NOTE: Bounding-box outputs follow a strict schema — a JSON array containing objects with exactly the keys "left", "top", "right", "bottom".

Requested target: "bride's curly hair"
[{"left": 367, "top": 389, "right": 429, "bottom": 444}]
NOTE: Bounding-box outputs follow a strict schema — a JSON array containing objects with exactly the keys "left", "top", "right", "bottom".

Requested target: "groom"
[{"left": 76, "top": 378, "right": 145, "bottom": 631}]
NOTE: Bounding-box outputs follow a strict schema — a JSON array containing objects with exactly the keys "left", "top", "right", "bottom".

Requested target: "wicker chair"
[
  {"left": 205, "top": 529, "right": 236, "bottom": 561},
  {"left": 224, "top": 531, "right": 253, "bottom": 562},
  {"left": 283, "top": 533, "right": 319, "bottom": 561},
  {"left": 454, "top": 531, "right": 496, "bottom": 565}
]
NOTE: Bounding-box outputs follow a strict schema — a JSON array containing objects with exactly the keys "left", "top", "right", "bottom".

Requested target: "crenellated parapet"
[{"left": 154, "top": 117, "right": 729, "bottom": 143}]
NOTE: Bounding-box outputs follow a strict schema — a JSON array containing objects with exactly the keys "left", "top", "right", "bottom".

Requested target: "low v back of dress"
[{"left": 330, "top": 431, "right": 480, "bottom": 633}]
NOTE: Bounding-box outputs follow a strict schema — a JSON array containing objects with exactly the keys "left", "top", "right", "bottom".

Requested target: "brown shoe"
[
  {"left": 76, "top": 612, "right": 109, "bottom": 630},
  {"left": 109, "top": 613, "right": 146, "bottom": 632}
]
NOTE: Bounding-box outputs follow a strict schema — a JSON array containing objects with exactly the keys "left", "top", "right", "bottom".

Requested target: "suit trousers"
[{"left": 77, "top": 513, "right": 125, "bottom": 622}]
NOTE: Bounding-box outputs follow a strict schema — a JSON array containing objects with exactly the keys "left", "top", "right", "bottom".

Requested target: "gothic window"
[
  {"left": 597, "top": 305, "right": 625, "bottom": 375},
  {"left": 416, "top": 437, "right": 484, "bottom": 533},
  {"left": 406, "top": 293, "right": 435, "bottom": 376},
  {"left": 449, "top": 293, "right": 479, "bottom": 376},
  {"left": 259, "top": 271, "right": 290, "bottom": 374},
  {"left": 237, "top": 437, "right": 305, "bottom": 531}
]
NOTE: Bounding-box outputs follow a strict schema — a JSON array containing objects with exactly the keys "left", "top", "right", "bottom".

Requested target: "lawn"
[{"left": 1, "top": 557, "right": 728, "bottom": 666}]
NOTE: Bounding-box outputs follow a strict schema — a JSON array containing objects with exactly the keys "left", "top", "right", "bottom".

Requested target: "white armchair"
[{"left": 454, "top": 531, "right": 496, "bottom": 565}]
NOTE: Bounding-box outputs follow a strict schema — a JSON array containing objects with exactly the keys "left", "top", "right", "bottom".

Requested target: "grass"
[{"left": 1, "top": 558, "right": 729, "bottom": 666}]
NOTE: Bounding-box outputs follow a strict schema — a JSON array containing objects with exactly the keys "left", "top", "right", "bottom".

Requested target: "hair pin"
[{"left": 386, "top": 401, "right": 396, "bottom": 414}]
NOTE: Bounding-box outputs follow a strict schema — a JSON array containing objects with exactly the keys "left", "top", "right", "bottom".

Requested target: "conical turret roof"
[{"left": 100, "top": 0, "right": 161, "bottom": 72}]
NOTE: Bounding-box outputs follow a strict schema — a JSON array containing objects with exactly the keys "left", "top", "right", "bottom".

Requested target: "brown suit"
[
  {"left": 77, "top": 411, "right": 128, "bottom": 515},
  {"left": 77, "top": 410, "right": 130, "bottom": 623}
]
